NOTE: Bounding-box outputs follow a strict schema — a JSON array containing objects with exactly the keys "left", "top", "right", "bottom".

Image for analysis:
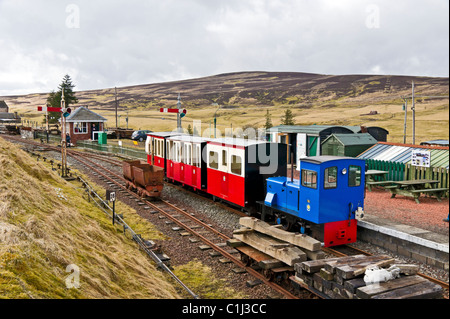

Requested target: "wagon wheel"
[
  {"left": 276, "top": 216, "right": 294, "bottom": 232},
  {"left": 263, "top": 269, "right": 274, "bottom": 281},
  {"left": 281, "top": 221, "right": 294, "bottom": 232},
  {"left": 283, "top": 270, "right": 294, "bottom": 284},
  {"left": 240, "top": 253, "right": 252, "bottom": 267}
]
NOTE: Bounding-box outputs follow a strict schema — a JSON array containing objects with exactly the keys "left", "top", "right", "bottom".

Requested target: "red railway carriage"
[
  {"left": 166, "top": 135, "right": 209, "bottom": 191},
  {"left": 206, "top": 138, "right": 287, "bottom": 210},
  {"left": 145, "top": 132, "right": 185, "bottom": 171}
]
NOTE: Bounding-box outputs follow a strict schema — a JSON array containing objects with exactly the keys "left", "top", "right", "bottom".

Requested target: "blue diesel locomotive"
[{"left": 261, "top": 156, "right": 365, "bottom": 247}]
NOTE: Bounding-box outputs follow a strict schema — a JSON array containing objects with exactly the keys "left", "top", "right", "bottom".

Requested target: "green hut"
[{"left": 321, "top": 133, "right": 377, "bottom": 157}]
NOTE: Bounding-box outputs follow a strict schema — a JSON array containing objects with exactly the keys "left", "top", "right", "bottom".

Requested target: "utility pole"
[
  {"left": 400, "top": 90, "right": 448, "bottom": 145},
  {"left": 401, "top": 97, "right": 408, "bottom": 144},
  {"left": 403, "top": 99, "right": 408, "bottom": 144},
  {"left": 115, "top": 87, "right": 118, "bottom": 129},
  {"left": 213, "top": 103, "right": 221, "bottom": 138}
]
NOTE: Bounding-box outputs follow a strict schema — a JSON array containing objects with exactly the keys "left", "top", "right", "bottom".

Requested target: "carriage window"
[
  {"left": 324, "top": 167, "right": 337, "bottom": 189},
  {"left": 302, "top": 170, "right": 317, "bottom": 189},
  {"left": 222, "top": 150, "right": 227, "bottom": 166},
  {"left": 187, "top": 144, "right": 192, "bottom": 165},
  {"left": 167, "top": 141, "right": 172, "bottom": 160},
  {"left": 173, "top": 143, "right": 178, "bottom": 162},
  {"left": 182, "top": 144, "right": 187, "bottom": 164},
  {"left": 230, "top": 155, "right": 242, "bottom": 175},
  {"left": 209, "top": 151, "right": 218, "bottom": 169},
  {"left": 178, "top": 143, "right": 183, "bottom": 163},
  {"left": 192, "top": 145, "right": 200, "bottom": 167},
  {"left": 349, "top": 165, "right": 361, "bottom": 187}
]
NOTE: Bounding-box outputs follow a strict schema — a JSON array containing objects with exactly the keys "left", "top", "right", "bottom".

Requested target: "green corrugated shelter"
[{"left": 321, "top": 133, "right": 378, "bottom": 157}]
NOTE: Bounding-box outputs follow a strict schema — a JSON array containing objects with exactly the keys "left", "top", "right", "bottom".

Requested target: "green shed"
[
  {"left": 98, "top": 132, "right": 107, "bottom": 145},
  {"left": 322, "top": 133, "right": 377, "bottom": 157}
]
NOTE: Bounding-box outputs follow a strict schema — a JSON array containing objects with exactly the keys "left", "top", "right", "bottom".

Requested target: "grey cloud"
[{"left": 0, "top": 0, "right": 448, "bottom": 96}]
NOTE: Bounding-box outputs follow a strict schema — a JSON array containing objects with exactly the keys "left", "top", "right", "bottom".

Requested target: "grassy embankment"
[{"left": 0, "top": 137, "right": 246, "bottom": 299}]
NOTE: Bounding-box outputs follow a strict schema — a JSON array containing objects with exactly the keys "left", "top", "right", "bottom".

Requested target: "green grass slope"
[{"left": 0, "top": 137, "right": 181, "bottom": 299}]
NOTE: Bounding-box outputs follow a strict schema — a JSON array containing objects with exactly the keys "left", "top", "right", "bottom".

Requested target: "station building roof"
[{"left": 64, "top": 106, "right": 107, "bottom": 123}]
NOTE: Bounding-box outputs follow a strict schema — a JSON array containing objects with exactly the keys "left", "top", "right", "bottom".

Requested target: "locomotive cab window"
[
  {"left": 324, "top": 166, "right": 337, "bottom": 189},
  {"left": 301, "top": 169, "right": 317, "bottom": 189},
  {"left": 348, "top": 165, "right": 361, "bottom": 187},
  {"left": 209, "top": 151, "right": 219, "bottom": 169}
]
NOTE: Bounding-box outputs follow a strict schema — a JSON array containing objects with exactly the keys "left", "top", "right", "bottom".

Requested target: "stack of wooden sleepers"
[
  {"left": 291, "top": 254, "right": 444, "bottom": 299},
  {"left": 230, "top": 217, "right": 325, "bottom": 268}
]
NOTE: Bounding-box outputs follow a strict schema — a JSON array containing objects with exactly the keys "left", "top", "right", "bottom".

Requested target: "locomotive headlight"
[{"left": 341, "top": 168, "right": 347, "bottom": 175}]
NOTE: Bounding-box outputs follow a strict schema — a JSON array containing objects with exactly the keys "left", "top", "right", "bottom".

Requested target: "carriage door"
[
  {"left": 167, "top": 140, "right": 174, "bottom": 177},
  {"left": 176, "top": 141, "right": 183, "bottom": 181},
  {"left": 220, "top": 148, "right": 229, "bottom": 198},
  {"left": 192, "top": 144, "right": 201, "bottom": 189},
  {"left": 181, "top": 143, "right": 190, "bottom": 184}
]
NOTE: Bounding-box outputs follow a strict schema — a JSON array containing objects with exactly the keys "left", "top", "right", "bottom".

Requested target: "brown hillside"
[
  {"left": 2, "top": 71, "right": 448, "bottom": 110},
  {"left": 1, "top": 72, "right": 448, "bottom": 143}
]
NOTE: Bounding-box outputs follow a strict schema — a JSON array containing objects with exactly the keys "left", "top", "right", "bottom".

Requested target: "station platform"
[{"left": 357, "top": 214, "right": 449, "bottom": 270}]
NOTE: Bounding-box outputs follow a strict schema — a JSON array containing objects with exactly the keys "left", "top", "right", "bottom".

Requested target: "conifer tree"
[
  {"left": 264, "top": 109, "right": 273, "bottom": 130},
  {"left": 281, "top": 108, "right": 295, "bottom": 125},
  {"left": 46, "top": 74, "right": 78, "bottom": 124}
]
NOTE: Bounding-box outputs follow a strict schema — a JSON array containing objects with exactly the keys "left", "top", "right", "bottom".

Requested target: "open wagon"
[{"left": 122, "top": 160, "right": 164, "bottom": 198}]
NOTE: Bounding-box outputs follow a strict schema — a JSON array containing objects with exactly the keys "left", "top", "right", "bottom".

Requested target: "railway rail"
[
  {"left": 2, "top": 135, "right": 448, "bottom": 299},
  {"left": 70, "top": 149, "right": 299, "bottom": 299},
  {"left": 3, "top": 135, "right": 299, "bottom": 299}
]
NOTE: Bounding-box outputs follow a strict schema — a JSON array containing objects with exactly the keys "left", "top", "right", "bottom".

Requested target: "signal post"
[{"left": 37, "top": 91, "right": 71, "bottom": 178}]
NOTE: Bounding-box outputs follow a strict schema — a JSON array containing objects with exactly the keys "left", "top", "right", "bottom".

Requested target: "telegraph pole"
[
  {"left": 115, "top": 87, "right": 118, "bottom": 128},
  {"left": 401, "top": 97, "right": 408, "bottom": 144},
  {"left": 401, "top": 82, "right": 448, "bottom": 145}
]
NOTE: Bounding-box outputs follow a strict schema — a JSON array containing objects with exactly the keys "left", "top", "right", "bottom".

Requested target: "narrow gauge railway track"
[
  {"left": 1, "top": 136, "right": 299, "bottom": 299},
  {"left": 4, "top": 135, "right": 447, "bottom": 298},
  {"left": 70, "top": 150, "right": 300, "bottom": 299},
  {"left": 322, "top": 244, "right": 372, "bottom": 258},
  {"left": 69, "top": 148, "right": 249, "bottom": 218}
]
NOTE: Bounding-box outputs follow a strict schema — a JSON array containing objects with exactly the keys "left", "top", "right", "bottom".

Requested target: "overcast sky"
[{"left": 0, "top": 0, "right": 448, "bottom": 96}]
